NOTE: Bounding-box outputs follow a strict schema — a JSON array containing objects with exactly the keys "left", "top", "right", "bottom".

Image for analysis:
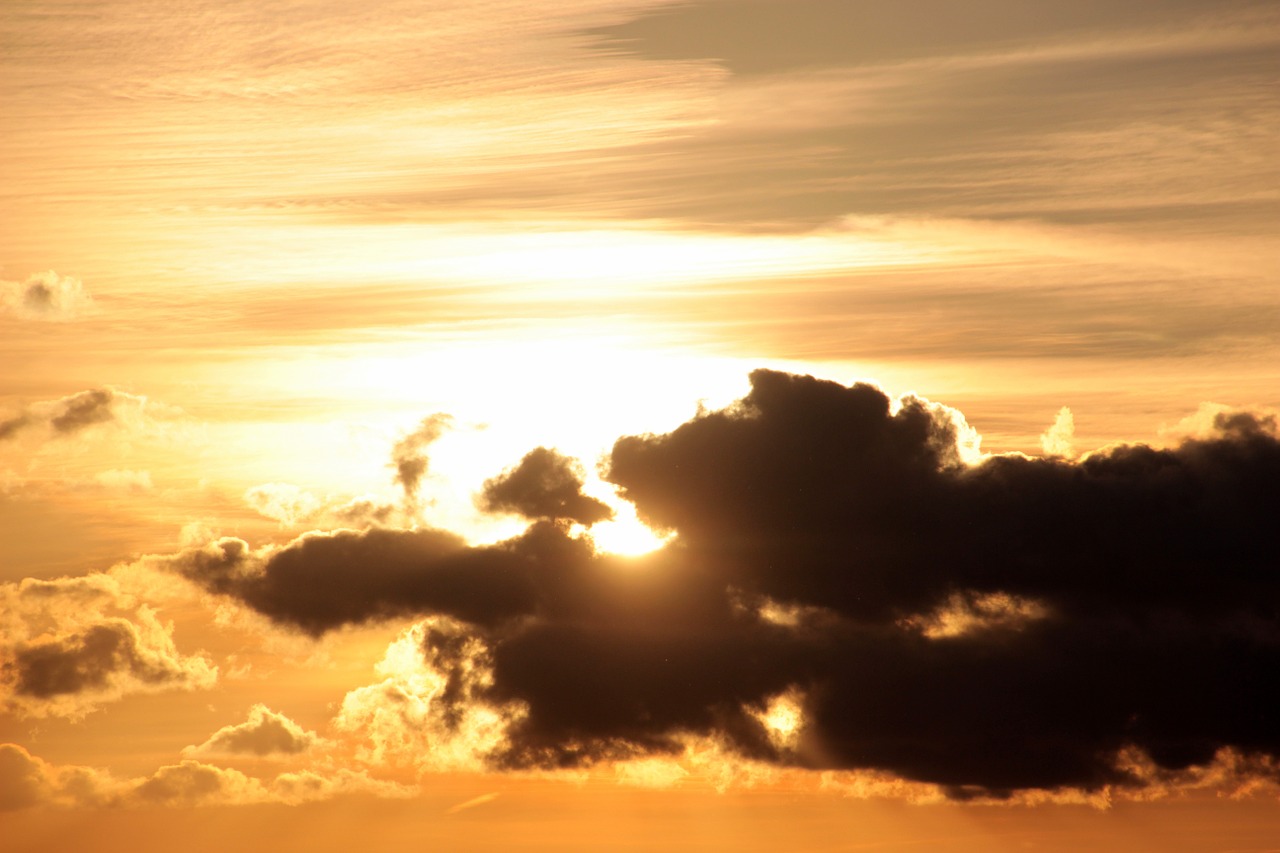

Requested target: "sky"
[{"left": 2, "top": 1, "right": 1279, "bottom": 849}]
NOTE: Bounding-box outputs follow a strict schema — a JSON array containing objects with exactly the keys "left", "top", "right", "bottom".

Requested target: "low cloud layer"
[
  {"left": 169, "top": 369, "right": 1280, "bottom": 797},
  {"left": 0, "top": 742, "right": 411, "bottom": 811}
]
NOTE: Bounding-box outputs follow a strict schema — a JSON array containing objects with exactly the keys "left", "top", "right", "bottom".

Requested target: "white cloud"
[{"left": 1040, "top": 406, "right": 1076, "bottom": 458}]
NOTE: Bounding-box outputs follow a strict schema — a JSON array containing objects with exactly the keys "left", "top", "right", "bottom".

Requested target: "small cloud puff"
[
  {"left": 1, "top": 271, "right": 92, "bottom": 321},
  {"left": 184, "top": 705, "right": 320, "bottom": 757}
]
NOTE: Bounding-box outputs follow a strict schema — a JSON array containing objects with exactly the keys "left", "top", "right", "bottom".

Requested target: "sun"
[{"left": 587, "top": 505, "right": 673, "bottom": 557}]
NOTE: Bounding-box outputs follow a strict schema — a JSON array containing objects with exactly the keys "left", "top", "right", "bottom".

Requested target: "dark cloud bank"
[{"left": 174, "top": 370, "right": 1280, "bottom": 798}]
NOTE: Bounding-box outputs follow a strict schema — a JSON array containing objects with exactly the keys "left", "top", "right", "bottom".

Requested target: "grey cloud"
[
  {"left": 478, "top": 447, "right": 614, "bottom": 526},
  {"left": 391, "top": 414, "right": 453, "bottom": 509},
  {"left": 0, "top": 575, "right": 217, "bottom": 719},
  {"left": 170, "top": 370, "right": 1280, "bottom": 798},
  {"left": 49, "top": 389, "right": 116, "bottom": 434},
  {"left": 5, "top": 621, "right": 213, "bottom": 705},
  {"left": 0, "top": 388, "right": 127, "bottom": 443}
]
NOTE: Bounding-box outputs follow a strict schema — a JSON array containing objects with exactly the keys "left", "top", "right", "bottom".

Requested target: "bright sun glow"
[
  {"left": 182, "top": 220, "right": 936, "bottom": 293},
  {"left": 587, "top": 503, "right": 672, "bottom": 557},
  {"left": 754, "top": 688, "right": 806, "bottom": 751}
]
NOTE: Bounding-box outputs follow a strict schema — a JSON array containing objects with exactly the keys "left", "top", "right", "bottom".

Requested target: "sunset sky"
[{"left": 3, "top": 1, "right": 1280, "bottom": 849}]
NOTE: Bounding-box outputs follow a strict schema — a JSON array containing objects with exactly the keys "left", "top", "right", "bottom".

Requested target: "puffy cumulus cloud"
[
  {"left": 129, "top": 760, "right": 269, "bottom": 807},
  {"left": 1039, "top": 405, "right": 1075, "bottom": 458},
  {"left": 184, "top": 705, "right": 321, "bottom": 758},
  {"left": 334, "top": 618, "right": 525, "bottom": 773},
  {"left": 1158, "top": 402, "right": 1280, "bottom": 446},
  {"left": 0, "top": 575, "right": 216, "bottom": 719},
  {"left": 164, "top": 369, "right": 1280, "bottom": 799},
  {"left": 390, "top": 414, "right": 452, "bottom": 511},
  {"left": 1, "top": 271, "right": 92, "bottom": 321},
  {"left": 0, "top": 743, "right": 114, "bottom": 811},
  {"left": 478, "top": 446, "right": 614, "bottom": 525}
]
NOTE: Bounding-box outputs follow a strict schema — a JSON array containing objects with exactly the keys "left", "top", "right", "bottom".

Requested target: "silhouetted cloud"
[
  {"left": 391, "top": 414, "right": 453, "bottom": 510},
  {"left": 168, "top": 369, "right": 1280, "bottom": 797},
  {"left": 478, "top": 446, "right": 614, "bottom": 525},
  {"left": 170, "top": 528, "right": 540, "bottom": 636},
  {"left": 1, "top": 575, "right": 217, "bottom": 719}
]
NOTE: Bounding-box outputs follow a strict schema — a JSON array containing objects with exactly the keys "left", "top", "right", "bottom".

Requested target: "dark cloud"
[
  {"left": 0, "top": 388, "right": 120, "bottom": 443},
  {"left": 174, "top": 528, "right": 540, "bottom": 636},
  {"left": 0, "top": 414, "right": 32, "bottom": 441},
  {"left": 4, "top": 621, "right": 205, "bottom": 701},
  {"left": 390, "top": 414, "right": 452, "bottom": 509},
  {"left": 1, "top": 575, "right": 217, "bottom": 719},
  {"left": 48, "top": 388, "right": 116, "bottom": 434},
  {"left": 173, "top": 369, "right": 1280, "bottom": 797},
  {"left": 478, "top": 447, "right": 614, "bottom": 526}
]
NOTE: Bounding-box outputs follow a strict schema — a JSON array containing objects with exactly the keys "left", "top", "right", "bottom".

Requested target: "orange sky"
[{"left": 3, "top": 1, "right": 1280, "bottom": 849}]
